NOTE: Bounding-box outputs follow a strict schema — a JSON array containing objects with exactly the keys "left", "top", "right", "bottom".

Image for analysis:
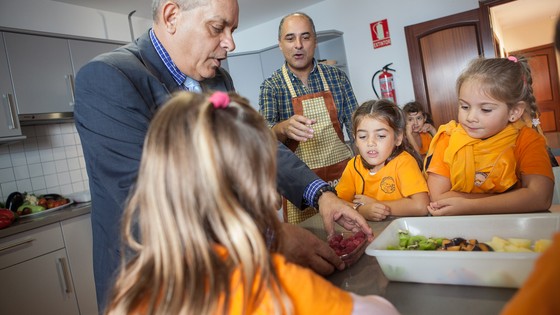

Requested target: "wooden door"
[
  {"left": 405, "top": 9, "right": 494, "bottom": 128},
  {"left": 510, "top": 44, "right": 560, "bottom": 132}
]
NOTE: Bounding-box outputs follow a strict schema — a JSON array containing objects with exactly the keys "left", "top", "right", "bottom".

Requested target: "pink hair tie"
[
  {"left": 209, "top": 91, "right": 230, "bottom": 109},
  {"left": 507, "top": 56, "right": 518, "bottom": 63}
]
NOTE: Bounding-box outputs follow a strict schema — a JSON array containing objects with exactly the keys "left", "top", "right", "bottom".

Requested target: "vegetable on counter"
[
  {"left": 5, "top": 192, "right": 70, "bottom": 216},
  {"left": 0, "top": 208, "right": 16, "bottom": 229}
]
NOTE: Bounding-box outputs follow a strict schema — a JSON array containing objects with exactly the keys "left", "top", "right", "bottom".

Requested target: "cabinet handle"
[
  {"left": 65, "top": 74, "right": 75, "bottom": 107},
  {"left": 58, "top": 257, "right": 73, "bottom": 293},
  {"left": 0, "top": 237, "right": 35, "bottom": 253},
  {"left": 2, "top": 93, "right": 17, "bottom": 130}
]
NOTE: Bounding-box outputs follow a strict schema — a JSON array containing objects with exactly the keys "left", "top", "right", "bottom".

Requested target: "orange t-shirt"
[
  {"left": 418, "top": 132, "right": 432, "bottom": 156},
  {"left": 500, "top": 232, "right": 560, "bottom": 315},
  {"left": 128, "top": 252, "right": 354, "bottom": 314},
  {"left": 426, "top": 126, "right": 554, "bottom": 190},
  {"left": 336, "top": 151, "right": 428, "bottom": 202},
  {"left": 226, "top": 253, "right": 353, "bottom": 314}
]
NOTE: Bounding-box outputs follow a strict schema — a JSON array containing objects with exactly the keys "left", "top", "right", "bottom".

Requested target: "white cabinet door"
[
  {"left": 69, "top": 40, "right": 121, "bottom": 76},
  {"left": 0, "top": 249, "right": 80, "bottom": 315},
  {"left": 0, "top": 33, "right": 23, "bottom": 140},
  {"left": 4, "top": 32, "right": 75, "bottom": 115},
  {"left": 61, "top": 214, "right": 98, "bottom": 315}
]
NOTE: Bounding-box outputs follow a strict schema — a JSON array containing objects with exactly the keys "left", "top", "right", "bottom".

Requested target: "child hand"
[
  {"left": 427, "top": 197, "right": 468, "bottom": 216},
  {"left": 406, "top": 121, "right": 414, "bottom": 136},
  {"left": 421, "top": 123, "right": 436, "bottom": 136},
  {"left": 353, "top": 195, "right": 390, "bottom": 221}
]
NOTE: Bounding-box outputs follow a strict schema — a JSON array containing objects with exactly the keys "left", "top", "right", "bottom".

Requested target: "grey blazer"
[{"left": 74, "top": 30, "right": 318, "bottom": 310}]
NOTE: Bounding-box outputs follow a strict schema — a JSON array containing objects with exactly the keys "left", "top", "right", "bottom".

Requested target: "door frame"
[{"left": 479, "top": 0, "right": 513, "bottom": 58}]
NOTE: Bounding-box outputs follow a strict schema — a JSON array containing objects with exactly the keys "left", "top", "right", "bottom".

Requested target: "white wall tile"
[
  {"left": 10, "top": 152, "right": 26, "bottom": 167},
  {"left": 25, "top": 150, "right": 41, "bottom": 164},
  {"left": 23, "top": 137, "right": 38, "bottom": 151},
  {"left": 72, "top": 181, "right": 85, "bottom": 192},
  {"left": 40, "top": 148, "right": 54, "bottom": 162},
  {"left": 0, "top": 181, "right": 17, "bottom": 201},
  {"left": 34, "top": 125, "right": 49, "bottom": 136},
  {"left": 65, "top": 146, "right": 78, "bottom": 158},
  {"left": 67, "top": 157, "right": 80, "bottom": 171},
  {"left": 74, "top": 133, "right": 82, "bottom": 145},
  {"left": 50, "top": 134, "right": 64, "bottom": 148},
  {"left": 0, "top": 168, "right": 15, "bottom": 183},
  {"left": 62, "top": 133, "right": 76, "bottom": 146},
  {"left": 53, "top": 147, "right": 66, "bottom": 160},
  {"left": 0, "top": 122, "right": 88, "bottom": 203},
  {"left": 60, "top": 123, "right": 74, "bottom": 134},
  {"left": 44, "top": 174, "right": 59, "bottom": 188},
  {"left": 0, "top": 153, "right": 12, "bottom": 168},
  {"left": 28, "top": 163, "right": 43, "bottom": 177},
  {"left": 16, "top": 179, "right": 32, "bottom": 193},
  {"left": 55, "top": 160, "right": 69, "bottom": 173},
  {"left": 57, "top": 172, "right": 71, "bottom": 185},
  {"left": 42, "top": 161, "right": 56, "bottom": 175},
  {"left": 31, "top": 176, "right": 46, "bottom": 191},
  {"left": 70, "top": 169, "right": 82, "bottom": 183},
  {"left": 47, "top": 124, "right": 61, "bottom": 135},
  {"left": 8, "top": 142, "right": 23, "bottom": 153},
  {"left": 21, "top": 126, "right": 36, "bottom": 137},
  {"left": 13, "top": 165, "right": 29, "bottom": 180}
]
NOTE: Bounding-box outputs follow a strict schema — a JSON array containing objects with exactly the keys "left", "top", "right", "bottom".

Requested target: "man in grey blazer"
[{"left": 75, "top": 0, "right": 371, "bottom": 310}]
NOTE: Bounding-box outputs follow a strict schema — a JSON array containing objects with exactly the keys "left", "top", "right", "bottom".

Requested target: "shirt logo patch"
[{"left": 380, "top": 176, "right": 396, "bottom": 194}]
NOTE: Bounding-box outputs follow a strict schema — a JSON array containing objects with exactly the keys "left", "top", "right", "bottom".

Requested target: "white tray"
[{"left": 365, "top": 213, "right": 560, "bottom": 288}]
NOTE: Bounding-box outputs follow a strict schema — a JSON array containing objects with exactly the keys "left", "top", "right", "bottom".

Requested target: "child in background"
[
  {"left": 105, "top": 91, "right": 399, "bottom": 315},
  {"left": 402, "top": 101, "right": 436, "bottom": 157},
  {"left": 336, "top": 99, "right": 429, "bottom": 222},
  {"left": 425, "top": 56, "right": 554, "bottom": 216}
]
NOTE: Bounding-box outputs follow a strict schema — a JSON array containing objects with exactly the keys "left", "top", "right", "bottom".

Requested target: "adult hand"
[
  {"left": 353, "top": 195, "right": 391, "bottom": 221},
  {"left": 279, "top": 115, "right": 316, "bottom": 142},
  {"left": 318, "top": 192, "right": 373, "bottom": 239},
  {"left": 278, "top": 222, "right": 343, "bottom": 275}
]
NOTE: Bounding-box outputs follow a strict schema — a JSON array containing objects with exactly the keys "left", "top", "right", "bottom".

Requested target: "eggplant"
[
  {"left": 41, "top": 193, "right": 64, "bottom": 200},
  {"left": 5, "top": 192, "right": 24, "bottom": 212}
]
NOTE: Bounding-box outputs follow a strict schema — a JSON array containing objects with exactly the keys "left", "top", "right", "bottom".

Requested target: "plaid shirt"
[{"left": 259, "top": 60, "right": 358, "bottom": 143}]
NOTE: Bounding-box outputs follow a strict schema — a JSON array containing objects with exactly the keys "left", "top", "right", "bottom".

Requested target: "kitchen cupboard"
[
  {"left": 68, "top": 39, "right": 122, "bottom": 76},
  {"left": 1, "top": 30, "right": 124, "bottom": 124},
  {"left": 225, "top": 30, "right": 349, "bottom": 108},
  {"left": 4, "top": 32, "right": 76, "bottom": 117},
  {"left": 0, "top": 33, "right": 25, "bottom": 142},
  {"left": 0, "top": 213, "right": 97, "bottom": 315}
]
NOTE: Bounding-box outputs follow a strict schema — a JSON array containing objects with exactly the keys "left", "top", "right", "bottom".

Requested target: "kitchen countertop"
[
  {"left": 0, "top": 202, "right": 91, "bottom": 238},
  {"left": 299, "top": 214, "right": 518, "bottom": 315}
]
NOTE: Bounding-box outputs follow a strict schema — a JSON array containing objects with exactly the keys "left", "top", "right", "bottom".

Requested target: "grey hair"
[
  {"left": 277, "top": 12, "right": 316, "bottom": 40},
  {"left": 152, "top": 0, "right": 205, "bottom": 21}
]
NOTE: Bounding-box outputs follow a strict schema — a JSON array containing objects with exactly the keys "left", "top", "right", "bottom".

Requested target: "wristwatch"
[{"left": 313, "top": 185, "right": 337, "bottom": 209}]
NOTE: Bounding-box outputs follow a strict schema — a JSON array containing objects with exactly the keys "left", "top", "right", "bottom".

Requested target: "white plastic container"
[{"left": 365, "top": 213, "right": 560, "bottom": 288}]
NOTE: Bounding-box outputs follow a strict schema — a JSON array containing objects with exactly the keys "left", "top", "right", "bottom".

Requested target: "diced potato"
[
  {"left": 489, "top": 236, "right": 508, "bottom": 251},
  {"left": 534, "top": 239, "right": 552, "bottom": 253},
  {"left": 507, "top": 238, "right": 532, "bottom": 249},
  {"left": 504, "top": 244, "right": 533, "bottom": 253}
]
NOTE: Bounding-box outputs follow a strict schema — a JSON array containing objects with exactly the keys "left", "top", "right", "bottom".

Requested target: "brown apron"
[{"left": 281, "top": 64, "right": 353, "bottom": 223}]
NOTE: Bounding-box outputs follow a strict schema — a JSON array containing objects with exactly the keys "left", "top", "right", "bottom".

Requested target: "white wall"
[
  {"left": 502, "top": 18, "right": 556, "bottom": 52},
  {"left": 232, "top": 0, "right": 479, "bottom": 105}
]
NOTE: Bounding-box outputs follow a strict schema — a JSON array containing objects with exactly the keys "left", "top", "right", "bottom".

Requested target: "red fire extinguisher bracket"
[{"left": 372, "top": 63, "right": 397, "bottom": 103}]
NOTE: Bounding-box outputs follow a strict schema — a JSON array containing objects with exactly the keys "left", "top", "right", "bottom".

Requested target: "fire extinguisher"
[{"left": 371, "top": 63, "right": 397, "bottom": 103}]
